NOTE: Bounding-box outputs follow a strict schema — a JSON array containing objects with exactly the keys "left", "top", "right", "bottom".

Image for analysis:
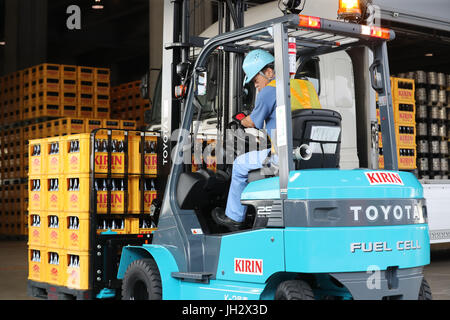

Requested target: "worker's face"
[{"left": 252, "top": 68, "right": 274, "bottom": 92}]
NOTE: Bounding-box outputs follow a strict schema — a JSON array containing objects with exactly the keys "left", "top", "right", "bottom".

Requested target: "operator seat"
[
  {"left": 247, "top": 109, "right": 342, "bottom": 182},
  {"left": 292, "top": 108, "right": 342, "bottom": 170}
]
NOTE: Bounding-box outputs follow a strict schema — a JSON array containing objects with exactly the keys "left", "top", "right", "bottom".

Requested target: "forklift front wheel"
[
  {"left": 274, "top": 280, "right": 315, "bottom": 300},
  {"left": 418, "top": 277, "right": 432, "bottom": 300},
  {"left": 121, "top": 258, "right": 162, "bottom": 300}
]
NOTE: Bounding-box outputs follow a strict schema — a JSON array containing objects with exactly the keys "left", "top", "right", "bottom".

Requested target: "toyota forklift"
[{"left": 116, "top": 10, "right": 431, "bottom": 300}]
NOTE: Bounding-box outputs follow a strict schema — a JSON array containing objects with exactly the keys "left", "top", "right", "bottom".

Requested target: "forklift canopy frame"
[{"left": 172, "top": 13, "right": 397, "bottom": 198}]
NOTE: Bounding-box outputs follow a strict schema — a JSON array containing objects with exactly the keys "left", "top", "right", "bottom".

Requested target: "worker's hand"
[
  {"left": 240, "top": 115, "right": 255, "bottom": 128},
  {"left": 231, "top": 111, "right": 251, "bottom": 128}
]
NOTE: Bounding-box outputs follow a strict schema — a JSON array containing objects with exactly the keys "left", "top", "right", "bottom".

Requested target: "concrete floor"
[{"left": 0, "top": 240, "right": 449, "bottom": 300}]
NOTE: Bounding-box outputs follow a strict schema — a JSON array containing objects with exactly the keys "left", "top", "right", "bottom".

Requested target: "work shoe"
[{"left": 212, "top": 207, "right": 243, "bottom": 232}]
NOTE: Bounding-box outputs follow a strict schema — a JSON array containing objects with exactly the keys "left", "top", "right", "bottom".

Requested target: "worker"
[{"left": 212, "top": 49, "right": 321, "bottom": 231}]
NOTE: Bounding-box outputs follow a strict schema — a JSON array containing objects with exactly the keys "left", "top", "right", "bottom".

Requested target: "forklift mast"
[{"left": 158, "top": 0, "right": 246, "bottom": 194}]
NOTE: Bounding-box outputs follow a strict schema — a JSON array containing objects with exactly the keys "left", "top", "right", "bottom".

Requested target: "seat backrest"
[{"left": 291, "top": 108, "right": 342, "bottom": 169}]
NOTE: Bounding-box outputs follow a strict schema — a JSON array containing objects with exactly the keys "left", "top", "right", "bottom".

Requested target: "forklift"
[{"left": 115, "top": 5, "right": 432, "bottom": 300}]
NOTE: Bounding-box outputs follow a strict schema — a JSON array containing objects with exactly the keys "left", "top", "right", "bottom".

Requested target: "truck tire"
[
  {"left": 121, "top": 258, "right": 162, "bottom": 300},
  {"left": 275, "top": 280, "right": 315, "bottom": 300},
  {"left": 418, "top": 277, "right": 432, "bottom": 300}
]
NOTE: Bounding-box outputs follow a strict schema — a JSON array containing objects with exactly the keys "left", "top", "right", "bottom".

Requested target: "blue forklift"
[{"left": 115, "top": 10, "right": 432, "bottom": 300}]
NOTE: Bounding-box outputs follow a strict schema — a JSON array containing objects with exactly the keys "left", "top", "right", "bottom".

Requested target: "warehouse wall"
[{"left": 3, "top": 0, "right": 48, "bottom": 74}]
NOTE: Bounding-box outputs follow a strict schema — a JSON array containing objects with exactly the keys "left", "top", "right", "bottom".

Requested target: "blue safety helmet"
[{"left": 242, "top": 49, "right": 275, "bottom": 85}]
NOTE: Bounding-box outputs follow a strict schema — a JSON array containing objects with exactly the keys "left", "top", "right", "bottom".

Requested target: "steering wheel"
[{"left": 225, "top": 111, "right": 269, "bottom": 160}]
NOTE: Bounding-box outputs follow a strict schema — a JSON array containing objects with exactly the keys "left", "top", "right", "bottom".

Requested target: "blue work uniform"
[{"left": 225, "top": 83, "right": 277, "bottom": 222}]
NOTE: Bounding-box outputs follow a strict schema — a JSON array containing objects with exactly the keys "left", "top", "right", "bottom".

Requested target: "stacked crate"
[
  {"left": 412, "top": 71, "right": 449, "bottom": 179},
  {"left": 110, "top": 80, "right": 150, "bottom": 127},
  {"left": 28, "top": 131, "right": 158, "bottom": 290},
  {"left": 1, "top": 63, "right": 111, "bottom": 122},
  {"left": 0, "top": 64, "right": 145, "bottom": 239},
  {"left": 378, "top": 77, "right": 417, "bottom": 170}
]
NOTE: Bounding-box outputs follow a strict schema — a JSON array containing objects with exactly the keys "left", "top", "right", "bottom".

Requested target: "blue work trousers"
[{"left": 225, "top": 148, "right": 272, "bottom": 222}]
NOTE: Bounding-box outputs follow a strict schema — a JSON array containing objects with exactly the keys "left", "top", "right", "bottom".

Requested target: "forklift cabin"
[{"left": 156, "top": 13, "right": 398, "bottom": 236}]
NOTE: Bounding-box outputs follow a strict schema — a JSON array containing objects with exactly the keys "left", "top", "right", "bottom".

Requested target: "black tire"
[
  {"left": 275, "top": 280, "right": 315, "bottom": 300},
  {"left": 418, "top": 277, "right": 432, "bottom": 300},
  {"left": 121, "top": 258, "right": 162, "bottom": 300}
]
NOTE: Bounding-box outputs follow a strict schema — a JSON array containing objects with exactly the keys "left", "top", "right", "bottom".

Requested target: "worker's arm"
[{"left": 241, "top": 115, "right": 255, "bottom": 128}]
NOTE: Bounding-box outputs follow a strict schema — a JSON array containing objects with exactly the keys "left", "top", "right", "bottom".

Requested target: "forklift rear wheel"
[
  {"left": 121, "top": 258, "right": 162, "bottom": 300},
  {"left": 275, "top": 280, "right": 315, "bottom": 300},
  {"left": 418, "top": 277, "right": 432, "bottom": 300}
]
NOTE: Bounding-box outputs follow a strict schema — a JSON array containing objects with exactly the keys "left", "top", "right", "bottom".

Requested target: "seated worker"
[{"left": 212, "top": 49, "right": 321, "bottom": 231}]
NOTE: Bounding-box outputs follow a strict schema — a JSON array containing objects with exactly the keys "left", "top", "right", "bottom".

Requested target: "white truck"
[{"left": 148, "top": 0, "right": 450, "bottom": 244}]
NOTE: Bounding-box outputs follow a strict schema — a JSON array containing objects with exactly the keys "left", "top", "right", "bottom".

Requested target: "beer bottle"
[
  {"left": 150, "top": 179, "right": 156, "bottom": 191},
  {"left": 150, "top": 141, "right": 156, "bottom": 153},
  {"left": 94, "top": 139, "right": 99, "bottom": 152},
  {"left": 73, "top": 178, "right": 79, "bottom": 191},
  {"left": 111, "top": 179, "right": 117, "bottom": 191},
  {"left": 112, "top": 139, "right": 117, "bottom": 153}
]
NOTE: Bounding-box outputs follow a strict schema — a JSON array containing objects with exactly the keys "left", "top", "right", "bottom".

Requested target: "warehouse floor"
[{"left": 1, "top": 240, "right": 449, "bottom": 300}]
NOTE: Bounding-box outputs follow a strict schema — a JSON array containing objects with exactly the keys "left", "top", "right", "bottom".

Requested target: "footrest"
[{"left": 171, "top": 272, "right": 214, "bottom": 283}]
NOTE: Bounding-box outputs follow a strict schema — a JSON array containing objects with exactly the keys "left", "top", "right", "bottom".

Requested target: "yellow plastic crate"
[
  {"left": 129, "top": 133, "right": 158, "bottom": 175},
  {"left": 85, "top": 119, "right": 102, "bottom": 133},
  {"left": 65, "top": 251, "right": 90, "bottom": 290},
  {"left": 378, "top": 124, "right": 416, "bottom": 149},
  {"left": 45, "top": 214, "right": 64, "bottom": 249},
  {"left": 393, "top": 102, "right": 415, "bottom": 126},
  {"left": 59, "top": 118, "right": 86, "bottom": 135},
  {"left": 96, "top": 217, "right": 129, "bottom": 234},
  {"left": 120, "top": 120, "right": 137, "bottom": 130},
  {"left": 391, "top": 77, "right": 415, "bottom": 103},
  {"left": 77, "top": 66, "right": 94, "bottom": 82},
  {"left": 94, "top": 135, "right": 127, "bottom": 174},
  {"left": 28, "top": 177, "right": 47, "bottom": 211},
  {"left": 45, "top": 137, "right": 64, "bottom": 175},
  {"left": 63, "top": 214, "right": 89, "bottom": 251},
  {"left": 77, "top": 80, "right": 94, "bottom": 94},
  {"left": 29, "top": 139, "right": 46, "bottom": 176},
  {"left": 103, "top": 119, "right": 120, "bottom": 130},
  {"left": 129, "top": 217, "right": 157, "bottom": 235},
  {"left": 94, "top": 68, "right": 110, "bottom": 82},
  {"left": 63, "top": 134, "right": 90, "bottom": 175},
  {"left": 46, "top": 176, "right": 63, "bottom": 212},
  {"left": 38, "top": 77, "right": 60, "bottom": 92},
  {"left": 60, "top": 65, "right": 77, "bottom": 80},
  {"left": 96, "top": 188, "right": 131, "bottom": 214},
  {"left": 37, "top": 90, "right": 61, "bottom": 118},
  {"left": 45, "top": 249, "right": 65, "bottom": 286},
  {"left": 64, "top": 174, "right": 90, "bottom": 215},
  {"left": 378, "top": 152, "right": 416, "bottom": 170},
  {"left": 38, "top": 63, "right": 61, "bottom": 80},
  {"left": 28, "top": 246, "right": 46, "bottom": 283},
  {"left": 130, "top": 177, "right": 157, "bottom": 213},
  {"left": 28, "top": 212, "right": 46, "bottom": 246}
]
